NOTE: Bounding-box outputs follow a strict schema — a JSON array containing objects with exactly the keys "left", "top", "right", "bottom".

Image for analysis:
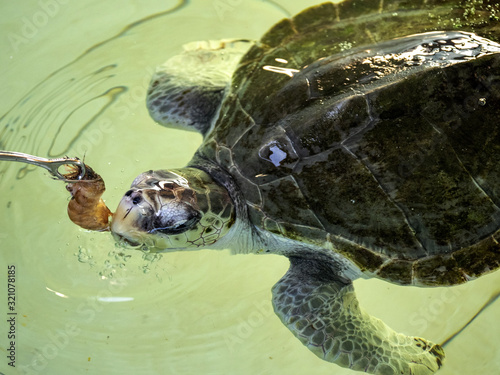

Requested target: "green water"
[{"left": 1, "top": 1, "right": 500, "bottom": 374}]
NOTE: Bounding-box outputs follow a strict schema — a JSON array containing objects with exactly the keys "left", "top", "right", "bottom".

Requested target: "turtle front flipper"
[
  {"left": 272, "top": 257, "right": 444, "bottom": 375},
  {"left": 146, "top": 39, "right": 253, "bottom": 137}
]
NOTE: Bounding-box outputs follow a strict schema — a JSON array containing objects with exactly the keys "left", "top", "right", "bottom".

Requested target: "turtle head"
[{"left": 111, "top": 168, "right": 235, "bottom": 252}]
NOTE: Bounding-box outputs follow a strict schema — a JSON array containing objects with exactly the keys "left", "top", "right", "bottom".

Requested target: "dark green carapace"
[{"left": 201, "top": 0, "right": 500, "bottom": 286}]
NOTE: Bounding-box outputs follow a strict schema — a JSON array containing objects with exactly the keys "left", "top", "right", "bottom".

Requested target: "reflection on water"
[{"left": 1, "top": 1, "right": 500, "bottom": 375}]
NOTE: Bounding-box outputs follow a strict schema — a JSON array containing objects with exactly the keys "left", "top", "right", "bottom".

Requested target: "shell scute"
[
  {"left": 376, "top": 260, "right": 413, "bottom": 285},
  {"left": 260, "top": 18, "right": 297, "bottom": 48},
  {"left": 412, "top": 255, "right": 466, "bottom": 286},
  {"left": 292, "top": 3, "right": 338, "bottom": 34},
  {"left": 198, "top": 0, "right": 500, "bottom": 284},
  {"left": 259, "top": 177, "right": 321, "bottom": 228},
  {"left": 292, "top": 147, "right": 424, "bottom": 259}
]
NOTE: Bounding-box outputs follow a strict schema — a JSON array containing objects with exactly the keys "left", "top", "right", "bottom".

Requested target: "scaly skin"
[{"left": 272, "top": 257, "right": 444, "bottom": 375}]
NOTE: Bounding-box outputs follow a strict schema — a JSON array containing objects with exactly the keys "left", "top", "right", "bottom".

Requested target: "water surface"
[{"left": 1, "top": 1, "right": 499, "bottom": 374}]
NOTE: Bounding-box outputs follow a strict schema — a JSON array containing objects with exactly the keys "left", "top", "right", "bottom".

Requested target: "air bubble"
[
  {"left": 76, "top": 246, "right": 94, "bottom": 265},
  {"left": 478, "top": 98, "right": 486, "bottom": 106}
]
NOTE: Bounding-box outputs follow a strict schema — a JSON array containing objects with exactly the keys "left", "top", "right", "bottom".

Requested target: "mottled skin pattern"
[
  {"left": 111, "top": 168, "right": 235, "bottom": 251},
  {"left": 273, "top": 257, "right": 444, "bottom": 374},
  {"left": 147, "top": 40, "right": 252, "bottom": 135},
  {"left": 110, "top": 1, "right": 500, "bottom": 374}
]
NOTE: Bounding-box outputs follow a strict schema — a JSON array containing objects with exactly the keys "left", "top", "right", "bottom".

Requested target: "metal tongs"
[{"left": 0, "top": 150, "right": 87, "bottom": 182}]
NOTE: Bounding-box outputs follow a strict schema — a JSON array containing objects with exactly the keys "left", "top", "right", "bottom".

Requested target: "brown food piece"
[{"left": 64, "top": 164, "right": 113, "bottom": 231}]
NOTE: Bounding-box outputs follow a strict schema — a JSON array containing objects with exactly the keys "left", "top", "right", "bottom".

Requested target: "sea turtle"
[{"left": 110, "top": 1, "right": 500, "bottom": 374}]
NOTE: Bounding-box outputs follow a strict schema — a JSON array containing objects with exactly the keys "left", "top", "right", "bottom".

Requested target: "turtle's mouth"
[
  {"left": 112, "top": 229, "right": 188, "bottom": 253},
  {"left": 113, "top": 233, "right": 142, "bottom": 248}
]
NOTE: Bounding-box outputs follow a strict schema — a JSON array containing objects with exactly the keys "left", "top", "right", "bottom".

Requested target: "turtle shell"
[{"left": 198, "top": 0, "right": 500, "bottom": 286}]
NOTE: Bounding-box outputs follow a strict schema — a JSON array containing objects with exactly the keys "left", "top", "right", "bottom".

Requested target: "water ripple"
[{"left": 0, "top": 0, "right": 187, "bottom": 184}]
